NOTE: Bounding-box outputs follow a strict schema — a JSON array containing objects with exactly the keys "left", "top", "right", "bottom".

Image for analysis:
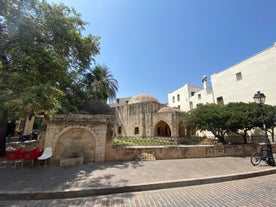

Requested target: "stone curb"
[{"left": 1, "top": 168, "right": 275, "bottom": 201}]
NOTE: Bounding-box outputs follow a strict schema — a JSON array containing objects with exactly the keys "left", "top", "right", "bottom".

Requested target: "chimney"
[{"left": 202, "top": 75, "right": 208, "bottom": 89}]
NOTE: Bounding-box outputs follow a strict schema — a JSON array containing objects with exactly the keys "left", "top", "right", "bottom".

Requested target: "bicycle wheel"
[{"left": 251, "top": 152, "right": 261, "bottom": 166}]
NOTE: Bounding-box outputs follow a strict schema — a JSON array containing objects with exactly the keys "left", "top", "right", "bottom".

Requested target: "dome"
[
  {"left": 128, "top": 94, "right": 159, "bottom": 105},
  {"left": 83, "top": 100, "right": 113, "bottom": 114},
  {"left": 158, "top": 106, "right": 179, "bottom": 113}
]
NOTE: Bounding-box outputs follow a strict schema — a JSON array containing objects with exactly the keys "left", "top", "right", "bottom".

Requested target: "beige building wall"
[
  {"left": 127, "top": 102, "right": 161, "bottom": 137},
  {"left": 23, "top": 116, "right": 35, "bottom": 134},
  {"left": 114, "top": 105, "right": 129, "bottom": 137}
]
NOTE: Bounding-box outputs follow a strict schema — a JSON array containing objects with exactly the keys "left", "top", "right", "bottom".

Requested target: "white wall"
[
  {"left": 211, "top": 44, "right": 276, "bottom": 105},
  {"left": 189, "top": 87, "right": 214, "bottom": 108},
  {"left": 168, "top": 44, "right": 276, "bottom": 112},
  {"left": 168, "top": 84, "right": 203, "bottom": 111}
]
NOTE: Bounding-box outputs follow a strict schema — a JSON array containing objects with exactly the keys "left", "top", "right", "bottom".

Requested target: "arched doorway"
[{"left": 154, "top": 120, "right": 171, "bottom": 137}]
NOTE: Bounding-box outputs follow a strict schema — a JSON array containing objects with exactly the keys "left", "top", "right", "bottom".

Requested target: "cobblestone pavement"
[
  {"left": 1, "top": 157, "right": 274, "bottom": 192},
  {"left": 1, "top": 174, "right": 275, "bottom": 207},
  {"left": 0, "top": 156, "right": 276, "bottom": 201}
]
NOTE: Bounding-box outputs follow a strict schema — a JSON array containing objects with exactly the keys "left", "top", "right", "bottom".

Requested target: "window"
[
  {"left": 217, "top": 96, "right": 224, "bottom": 105},
  {"left": 177, "top": 94, "right": 180, "bottom": 101},
  {"left": 134, "top": 127, "right": 139, "bottom": 134},
  {"left": 172, "top": 96, "right": 175, "bottom": 103},
  {"left": 118, "top": 126, "right": 122, "bottom": 134},
  {"left": 189, "top": 101, "right": 193, "bottom": 110},
  {"left": 236, "top": 72, "right": 242, "bottom": 81},
  {"left": 191, "top": 92, "right": 195, "bottom": 96},
  {"left": 198, "top": 94, "right": 201, "bottom": 100}
]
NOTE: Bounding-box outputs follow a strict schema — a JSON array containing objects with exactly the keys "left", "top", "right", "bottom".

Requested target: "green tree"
[
  {"left": 0, "top": 0, "right": 100, "bottom": 155},
  {"left": 256, "top": 104, "right": 276, "bottom": 141},
  {"left": 225, "top": 102, "right": 258, "bottom": 144},
  {"left": 84, "top": 64, "right": 118, "bottom": 102},
  {"left": 186, "top": 104, "right": 230, "bottom": 144},
  {"left": 270, "top": 106, "right": 276, "bottom": 142}
]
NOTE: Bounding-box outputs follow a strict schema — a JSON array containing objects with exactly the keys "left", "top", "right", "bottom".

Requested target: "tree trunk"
[
  {"left": 0, "top": 55, "right": 9, "bottom": 156},
  {"left": 0, "top": 110, "right": 8, "bottom": 156},
  {"left": 243, "top": 129, "right": 247, "bottom": 144}
]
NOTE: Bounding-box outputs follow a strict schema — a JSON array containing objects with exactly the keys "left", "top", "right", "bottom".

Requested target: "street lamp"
[
  {"left": 253, "top": 91, "right": 275, "bottom": 166},
  {"left": 253, "top": 91, "right": 266, "bottom": 105}
]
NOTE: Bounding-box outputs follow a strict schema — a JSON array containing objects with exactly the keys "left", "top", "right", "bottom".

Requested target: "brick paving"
[
  {"left": 1, "top": 174, "right": 276, "bottom": 206},
  {"left": 0, "top": 156, "right": 275, "bottom": 200}
]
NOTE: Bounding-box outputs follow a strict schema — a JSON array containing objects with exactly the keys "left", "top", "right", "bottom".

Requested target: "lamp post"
[{"left": 253, "top": 91, "right": 275, "bottom": 166}]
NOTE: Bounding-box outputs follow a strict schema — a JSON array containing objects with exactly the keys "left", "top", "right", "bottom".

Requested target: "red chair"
[
  {"left": 14, "top": 148, "right": 26, "bottom": 168},
  {"left": 6, "top": 151, "right": 17, "bottom": 161},
  {"left": 5, "top": 148, "right": 26, "bottom": 168},
  {"left": 31, "top": 148, "right": 43, "bottom": 158},
  {"left": 23, "top": 148, "right": 43, "bottom": 166}
]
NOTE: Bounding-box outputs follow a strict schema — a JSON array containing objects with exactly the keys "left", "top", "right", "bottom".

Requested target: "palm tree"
[{"left": 84, "top": 64, "right": 118, "bottom": 102}]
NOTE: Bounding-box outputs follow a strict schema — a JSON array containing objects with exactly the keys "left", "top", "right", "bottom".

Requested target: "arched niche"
[
  {"left": 54, "top": 127, "right": 96, "bottom": 162},
  {"left": 154, "top": 120, "right": 171, "bottom": 137}
]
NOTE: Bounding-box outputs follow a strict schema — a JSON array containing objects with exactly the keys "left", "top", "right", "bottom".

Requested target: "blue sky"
[{"left": 46, "top": 0, "right": 276, "bottom": 104}]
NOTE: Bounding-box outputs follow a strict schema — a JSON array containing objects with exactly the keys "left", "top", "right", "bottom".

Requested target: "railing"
[
  {"left": 113, "top": 137, "right": 177, "bottom": 146},
  {"left": 113, "top": 135, "right": 270, "bottom": 147}
]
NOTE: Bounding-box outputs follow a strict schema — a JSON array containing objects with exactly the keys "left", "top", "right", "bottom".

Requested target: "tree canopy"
[
  {"left": 0, "top": 0, "right": 100, "bottom": 118},
  {"left": 225, "top": 102, "right": 258, "bottom": 143},
  {"left": 186, "top": 103, "right": 230, "bottom": 143},
  {"left": 186, "top": 102, "right": 276, "bottom": 144},
  {"left": 84, "top": 64, "right": 118, "bottom": 103},
  {"left": 0, "top": 0, "right": 121, "bottom": 155}
]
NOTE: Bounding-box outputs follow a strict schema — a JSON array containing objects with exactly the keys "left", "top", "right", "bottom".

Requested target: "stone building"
[
  {"left": 42, "top": 100, "right": 115, "bottom": 164},
  {"left": 110, "top": 94, "right": 187, "bottom": 138},
  {"left": 42, "top": 96, "right": 187, "bottom": 164}
]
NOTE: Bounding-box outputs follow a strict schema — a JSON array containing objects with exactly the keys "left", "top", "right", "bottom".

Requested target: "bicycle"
[{"left": 250, "top": 147, "right": 268, "bottom": 166}]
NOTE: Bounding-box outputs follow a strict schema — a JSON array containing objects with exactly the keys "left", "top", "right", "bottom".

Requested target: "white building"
[
  {"left": 211, "top": 43, "right": 276, "bottom": 106},
  {"left": 168, "top": 43, "right": 276, "bottom": 111},
  {"left": 168, "top": 76, "right": 214, "bottom": 111}
]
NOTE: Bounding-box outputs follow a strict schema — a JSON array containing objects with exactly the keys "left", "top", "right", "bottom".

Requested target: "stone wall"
[
  {"left": 42, "top": 113, "right": 276, "bottom": 164},
  {"left": 105, "top": 143, "right": 276, "bottom": 162},
  {"left": 127, "top": 102, "right": 161, "bottom": 137}
]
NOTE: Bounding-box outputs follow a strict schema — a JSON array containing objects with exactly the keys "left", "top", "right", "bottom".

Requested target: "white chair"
[{"left": 37, "top": 147, "right": 52, "bottom": 166}]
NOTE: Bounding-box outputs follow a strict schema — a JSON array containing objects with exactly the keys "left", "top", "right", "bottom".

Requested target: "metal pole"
[{"left": 260, "top": 105, "right": 275, "bottom": 166}]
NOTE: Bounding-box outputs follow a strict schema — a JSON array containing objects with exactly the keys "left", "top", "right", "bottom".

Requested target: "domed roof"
[
  {"left": 83, "top": 100, "right": 113, "bottom": 114},
  {"left": 128, "top": 94, "right": 159, "bottom": 105},
  {"left": 158, "top": 106, "right": 179, "bottom": 113}
]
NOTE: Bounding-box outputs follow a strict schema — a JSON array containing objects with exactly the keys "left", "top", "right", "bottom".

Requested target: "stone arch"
[
  {"left": 54, "top": 126, "right": 97, "bottom": 162},
  {"left": 154, "top": 120, "right": 171, "bottom": 137}
]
